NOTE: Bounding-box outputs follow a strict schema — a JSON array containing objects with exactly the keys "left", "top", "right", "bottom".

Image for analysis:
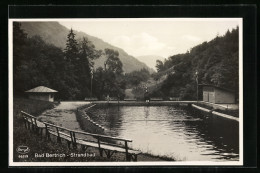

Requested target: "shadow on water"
[
  {"left": 181, "top": 107, "right": 239, "bottom": 160},
  {"left": 87, "top": 105, "right": 124, "bottom": 137}
]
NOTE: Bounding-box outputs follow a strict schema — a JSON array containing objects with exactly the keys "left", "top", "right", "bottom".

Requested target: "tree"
[
  {"left": 152, "top": 73, "right": 160, "bottom": 85},
  {"left": 79, "top": 37, "right": 101, "bottom": 68},
  {"left": 13, "top": 25, "right": 105, "bottom": 100},
  {"left": 104, "top": 48, "right": 123, "bottom": 74},
  {"left": 63, "top": 28, "right": 82, "bottom": 99},
  {"left": 155, "top": 60, "right": 164, "bottom": 72},
  {"left": 13, "top": 22, "right": 28, "bottom": 94},
  {"left": 93, "top": 67, "right": 105, "bottom": 99},
  {"left": 77, "top": 37, "right": 102, "bottom": 98},
  {"left": 125, "top": 68, "right": 150, "bottom": 88},
  {"left": 92, "top": 49, "right": 125, "bottom": 99},
  {"left": 64, "top": 28, "right": 79, "bottom": 62},
  {"left": 150, "top": 27, "right": 239, "bottom": 100}
]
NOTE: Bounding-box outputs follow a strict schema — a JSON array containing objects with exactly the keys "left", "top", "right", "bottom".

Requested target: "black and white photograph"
[{"left": 9, "top": 18, "right": 243, "bottom": 166}]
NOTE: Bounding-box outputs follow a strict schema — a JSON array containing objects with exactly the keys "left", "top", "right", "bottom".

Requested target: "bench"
[
  {"left": 21, "top": 111, "right": 45, "bottom": 137},
  {"left": 43, "top": 122, "right": 141, "bottom": 161},
  {"left": 169, "top": 97, "right": 180, "bottom": 101},
  {"left": 150, "top": 97, "right": 163, "bottom": 101},
  {"left": 108, "top": 97, "right": 119, "bottom": 101},
  {"left": 84, "top": 97, "right": 98, "bottom": 101},
  {"left": 124, "top": 98, "right": 137, "bottom": 101},
  {"left": 21, "top": 111, "right": 141, "bottom": 161}
]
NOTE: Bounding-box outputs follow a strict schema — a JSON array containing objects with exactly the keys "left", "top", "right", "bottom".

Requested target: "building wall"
[
  {"left": 203, "top": 86, "right": 215, "bottom": 103},
  {"left": 203, "top": 91, "right": 209, "bottom": 102},
  {"left": 215, "top": 88, "right": 235, "bottom": 104},
  {"left": 28, "top": 93, "right": 54, "bottom": 102},
  {"left": 49, "top": 94, "right": 54, "bottom": 102},
  {"left": 208, "top": 92, "right": 215, "bottom": 103},
  {"left": 202, "top": 86, "right": 235, "bottom": 104}
]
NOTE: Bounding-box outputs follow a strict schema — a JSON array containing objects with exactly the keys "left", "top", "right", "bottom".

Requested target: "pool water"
[{"left": 87, "top": 105, "right": 239, "bottom": 161}]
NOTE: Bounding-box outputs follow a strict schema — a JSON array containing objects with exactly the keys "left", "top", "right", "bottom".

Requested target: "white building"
[
  {"left": 201, "top": 84, "right": 236, "bottom": 104},
  {"left": 25, "top": 86, "right": 58, "bottom": 102}
]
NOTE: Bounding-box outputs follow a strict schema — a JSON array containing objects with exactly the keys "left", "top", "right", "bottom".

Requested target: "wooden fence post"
[
  {"left": 45, "top": 124, "right": 49, "bottom": 141},
  {"left": 125, "top": 141, "right": 129, "bottom": 161},
  {"left": 56, "top": 127, "right": 61, "bottom": 143},
  {"left": 30, "top": 117, "right": 34, "bottom": 131},
  {"left": 73, "top": 132, "right": 77, "bottom": 149},
  {"left": 97, "top": 136, "right": 103, "bottom": 156}
]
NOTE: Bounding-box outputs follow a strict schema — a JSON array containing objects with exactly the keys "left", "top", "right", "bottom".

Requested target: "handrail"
[
  {"left": 84, "top": 104, "right": 96, "bottom": 110},
  {"left": 44, "top": 122, "right": 72, "bottom": 131},
  {"left": 43, "top": 121, "right": 132, "bottom": 142},
  {"left": 21, "top": 111, "right": 36, "bottom": 118},
  {"left": 74, "top": 129, "right": 132, "bottom": 142},
  {"left": 21, "top": 110, "right": 132, "bottom": 142},
  {"left": 21, "top": 110, "right": 139, "bottom": 161}
]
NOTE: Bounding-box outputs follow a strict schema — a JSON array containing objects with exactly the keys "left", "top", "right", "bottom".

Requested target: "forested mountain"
[
  {"left": 20, "top": 22, "right": 154, "bottom": 73},
  {"left": 151, "top": 27, "right": 239, "bottom": 100},
  {"left": 14, "top": 21, "right": 239, "bottom": 101}
]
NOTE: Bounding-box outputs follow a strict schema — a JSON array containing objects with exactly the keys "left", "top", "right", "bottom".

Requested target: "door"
[
  {"left": 209, "top": 92, "right": 215, "bottom": 103},
  {"left": 203, "top": 91, "right": 209, "bottom": 102}
]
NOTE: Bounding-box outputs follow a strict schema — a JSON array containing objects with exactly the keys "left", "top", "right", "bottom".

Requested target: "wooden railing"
[{"left": 21, "top": 111, "right": 140, "bottom": 161}]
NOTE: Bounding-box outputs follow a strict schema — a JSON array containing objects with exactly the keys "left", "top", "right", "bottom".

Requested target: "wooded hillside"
[
  {"left": 13, "top": 22, "right": 126, "bottom": 100},
  {"left": 20, "top": 22, "right": 154, "bottom": 73},
  {"left": 152, "top": 27, "right": 239, "bottom": 100}
]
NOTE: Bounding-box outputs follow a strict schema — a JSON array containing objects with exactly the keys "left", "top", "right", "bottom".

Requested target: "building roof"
[
  {"left": 199, "top": 84, "right": 234, "bottom": 93},
  {"left": 25, "top": 86, "right": 58, "bottom": 93}
]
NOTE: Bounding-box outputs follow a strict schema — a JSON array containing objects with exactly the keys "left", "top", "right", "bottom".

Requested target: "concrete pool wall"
[
  {"left": 76, "top": 104, "right": 106, "bottom": 134},
  {"left": 89, "top": 101, "right": 238, "bottom": 121},
  {"left": 75, "top": 101, "right": 239, "bottom": 136},
  {"left": 191, "top": 104, "right": 239, "bottom": 122},
  {"left": 91, "top": 101, "right": 197, "bottom": 106}
]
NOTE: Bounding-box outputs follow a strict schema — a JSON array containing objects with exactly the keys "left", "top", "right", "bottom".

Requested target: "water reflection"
[
  {"left": 184, "top": 108, "right": 239, "bottom": 160},
  {"left": 88, "top": 105, "right": 239, "bottom": 161},
  {"left": 88, "top": 105, "right": 123, "bottom": 136}
]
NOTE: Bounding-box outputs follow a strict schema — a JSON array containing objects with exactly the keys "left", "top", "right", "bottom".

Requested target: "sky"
[{"left": 59, "top": 19, "right": 239, "bottom": 68}]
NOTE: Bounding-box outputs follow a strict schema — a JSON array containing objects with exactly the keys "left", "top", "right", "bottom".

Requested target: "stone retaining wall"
[{"left": 75, "top": 104, "right": 106, "bottom": 134}]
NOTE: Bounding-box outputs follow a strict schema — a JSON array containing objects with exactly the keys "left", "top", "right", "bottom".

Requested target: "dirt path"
[
  {"left": 37, "top": 101, "right": 91, "bottom": 130},
  {"left": 54, "top": 101, "right": 91, "bottom": 110}
]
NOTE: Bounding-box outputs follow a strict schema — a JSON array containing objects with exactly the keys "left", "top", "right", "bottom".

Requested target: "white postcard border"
[{"left": 8, "top": 18, "right": 243, "bottom": 166}]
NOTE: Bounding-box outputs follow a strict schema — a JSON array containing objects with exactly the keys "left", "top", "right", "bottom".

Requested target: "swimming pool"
[{"left": 87, "top": 105, "right": 239, "bottom": 161}]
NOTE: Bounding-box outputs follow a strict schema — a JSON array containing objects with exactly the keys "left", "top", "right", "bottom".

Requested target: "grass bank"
[{"left": 13, "top": 98, "right": 110, "bottom": 162}]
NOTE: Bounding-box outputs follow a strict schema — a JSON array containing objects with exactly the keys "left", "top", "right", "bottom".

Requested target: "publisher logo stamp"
[{"left": 16, "top": 145, "right": 30, "bottom": 155}]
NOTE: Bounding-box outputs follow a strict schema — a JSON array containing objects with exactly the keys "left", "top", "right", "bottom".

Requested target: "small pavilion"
[{"left": 25, "top": 86, "right": 58, "bottom": 102}]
